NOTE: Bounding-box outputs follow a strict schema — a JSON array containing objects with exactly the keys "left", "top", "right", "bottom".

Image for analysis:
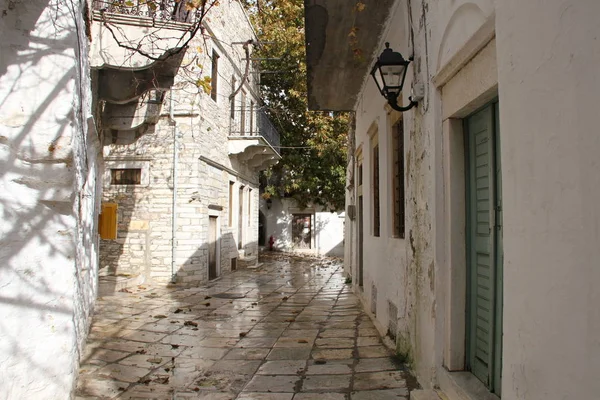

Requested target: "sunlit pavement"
[{"left": 76, "top": 253, "right": 414, "bottom": 399}]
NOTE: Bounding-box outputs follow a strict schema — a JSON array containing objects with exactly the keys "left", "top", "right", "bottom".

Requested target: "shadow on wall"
[{"left": 0, "top": 0, "right": 102, "bottom": 396}]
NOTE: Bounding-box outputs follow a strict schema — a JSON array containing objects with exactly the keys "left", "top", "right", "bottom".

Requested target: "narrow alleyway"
[{"left": 76, "top": 254, "right": 415, "bottom": 399}]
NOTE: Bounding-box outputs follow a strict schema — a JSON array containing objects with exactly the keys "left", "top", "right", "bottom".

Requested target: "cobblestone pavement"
[{"left": 76, "top": 254, "right": 415, "bottom": 399}]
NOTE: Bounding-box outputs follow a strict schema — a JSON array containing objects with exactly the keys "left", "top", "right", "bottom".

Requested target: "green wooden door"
[{"left": 466, "top": 102, "right": 503, "bottom": 394}]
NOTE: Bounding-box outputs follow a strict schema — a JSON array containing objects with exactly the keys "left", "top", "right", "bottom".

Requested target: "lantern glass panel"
[
  {"left": 381, "top": 64, "right": 406, "bottom": 92},
  {"left": 371, "top": 68, "right": 385, "bottom": 95}
]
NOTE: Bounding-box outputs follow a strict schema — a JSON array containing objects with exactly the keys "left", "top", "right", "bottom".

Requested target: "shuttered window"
[
  {"left": 392, "top": 121, "right": 405, "bottom": 238},
  {"left": 373, "top": 143, "right": 380, "bottom": 237}
]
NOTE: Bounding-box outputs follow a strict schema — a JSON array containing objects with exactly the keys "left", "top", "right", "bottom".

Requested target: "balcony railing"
[
  {"left": 229, "top": 108, "right": 281, "bottom": 152},
  {"left": 93, "top": 0, "right": 195, "bottom": 23}
]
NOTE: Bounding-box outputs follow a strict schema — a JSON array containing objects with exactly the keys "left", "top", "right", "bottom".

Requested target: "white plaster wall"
[
  {"left": 348, "top": 0, "right": 600, "bottom": 397},
  {"left": 263, "top": 198, "right": 344, "bottom": 256},
  {"left": 495, "top": 1, "right": 600, "bottom": 398},
  {"left": 350, "top": 0, "right": 496, "bottom": 389},
  {"left": 0, "top": 0, "right": 98, "bottom": 398},
  {"left": 349, "top": 0, "right": 440, "bottom": 386}
]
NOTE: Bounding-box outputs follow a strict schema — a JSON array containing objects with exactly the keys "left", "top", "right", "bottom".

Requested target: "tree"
[{"left": 242, "top": 0, "right": 350, "bottom": 210}]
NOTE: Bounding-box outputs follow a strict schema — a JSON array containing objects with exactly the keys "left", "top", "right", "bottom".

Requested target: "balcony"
[
  {"left": 92, "top": 0, "right": 196, "bottom": 26},
  {"left": 228, "top": 108, "right": 281, "bottom": 171}
]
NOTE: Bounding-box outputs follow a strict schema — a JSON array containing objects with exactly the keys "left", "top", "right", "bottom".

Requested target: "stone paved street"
[{"left": 76, "top": 254, "right": 415, "bottom": 399}]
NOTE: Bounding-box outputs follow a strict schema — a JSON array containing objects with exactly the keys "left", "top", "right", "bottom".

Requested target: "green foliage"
[{"left": 243, "top": 0, "right": 350, "bottom": 210}]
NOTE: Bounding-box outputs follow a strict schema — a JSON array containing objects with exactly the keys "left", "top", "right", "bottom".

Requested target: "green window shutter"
[{"left": 466, "top": 104, "right": 496, "bottom": 386}]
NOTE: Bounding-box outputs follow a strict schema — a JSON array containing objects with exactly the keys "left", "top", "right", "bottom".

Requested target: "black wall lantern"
[{"left": 371, "top": 43, "right": 418, "bottom": 112}]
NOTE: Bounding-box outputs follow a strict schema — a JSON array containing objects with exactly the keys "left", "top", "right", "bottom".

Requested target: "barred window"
[{"left": 111, "top": 168, "right": 141, "bottom": 185}]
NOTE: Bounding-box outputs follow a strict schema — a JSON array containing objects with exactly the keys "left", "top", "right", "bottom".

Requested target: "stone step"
[{"left": 411, "top": 389, "right": 444, "bottom": 400}]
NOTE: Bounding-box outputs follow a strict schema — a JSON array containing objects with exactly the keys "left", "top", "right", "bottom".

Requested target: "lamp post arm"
[{"left": 387, "top": 92, "right": 418, "bottom": 112}]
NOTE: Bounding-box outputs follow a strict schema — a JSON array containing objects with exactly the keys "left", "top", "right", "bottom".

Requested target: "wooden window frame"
[
  {"left": 391, "top": 118, "right": 405, "bottom": 239},
  {"left": 110, "top": 168, "right": 142, "bottom": 185},
  {"left": 371, "top": 130, "right": 380, "bottom": 237}
]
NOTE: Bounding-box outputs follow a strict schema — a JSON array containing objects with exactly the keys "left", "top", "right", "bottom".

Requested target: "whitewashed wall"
[
  {"left": 0, "top": 0, "right": 99, "bottom": 398},
  {"left": 349, "top": 0, "right": 600, "bottom": 399},
  {"left": 496, "top": 1, "right": 600, "bottom": 399},
  {"left": 263, "top": 198, "right": 344, "bottom": 257}
]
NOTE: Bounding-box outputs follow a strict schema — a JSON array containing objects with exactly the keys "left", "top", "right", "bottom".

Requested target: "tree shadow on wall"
[{"left": 0, "top": 0, "right": 103, "bottom": 396}]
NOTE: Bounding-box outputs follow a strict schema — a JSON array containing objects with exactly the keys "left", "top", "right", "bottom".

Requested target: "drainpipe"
[{"left": 170, "top": 90, "right": 179, "bottom": 283}]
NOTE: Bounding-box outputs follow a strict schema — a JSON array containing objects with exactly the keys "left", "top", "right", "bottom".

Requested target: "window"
[
  {"left": 392, "top": 120, "right": 405, "bottom": 238},
  {"left": 372, "top": 138, "right": 380, "bottom": 237},
  {"left": 230, "top": 76, "right": 236, "bottom": 119},
  {"left": 240, "top": 90, "right": 246, "bottom": 135},
  {"left": 238, "top": 186, "right": 244, "bottom": 249},
  {"left": 111, "top": 168, "right": 141, "bottom": 185},
  {"left": 211, "top": 50, "right": 219, "bottom": 101},
  {"left": 104, "top": 160, "right": 149, "bottom": 187},
  {"left": 358, "top": 162, "right": 363, "bottom": 186}
]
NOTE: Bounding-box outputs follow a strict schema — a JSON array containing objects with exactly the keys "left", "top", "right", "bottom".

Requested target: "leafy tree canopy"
[{"left": 241, "top": 0, "right": 350, "bottom": 210}]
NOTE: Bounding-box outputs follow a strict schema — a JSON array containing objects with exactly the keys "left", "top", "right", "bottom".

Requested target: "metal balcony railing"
[
  {"left": 93, "top": 0, "right": 195, "bottom": 23},
  {"left": 229, "top": 108, "right": 281, "bottom": 153}
]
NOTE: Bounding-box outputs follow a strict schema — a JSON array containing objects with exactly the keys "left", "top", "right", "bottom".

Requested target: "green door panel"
[{"left": 466, "top": 102, "right": 502, "bottom": 394}]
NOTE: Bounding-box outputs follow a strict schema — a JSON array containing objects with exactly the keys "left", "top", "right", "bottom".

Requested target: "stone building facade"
[
  {"left": 91, "top": 0, "right": 280, "bottom": 286},
  {"left": 0, "top": 0, "right": 101, "bottom": 398}
]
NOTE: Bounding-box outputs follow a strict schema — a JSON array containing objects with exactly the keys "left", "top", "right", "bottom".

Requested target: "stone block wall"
[{"left": 98, "top": 0, "right": 262, "bottom": 284}]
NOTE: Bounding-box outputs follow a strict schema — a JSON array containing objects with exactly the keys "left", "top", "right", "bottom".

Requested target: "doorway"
[
  {"left": 357, "top": 157, "right": 364, "bottom": 288},
  {"left": 465, "top": 101, "right": 503, "bottom": 395},
  {"left": 238, "top": 186, "right": 244, "bottom": 250},
  {"left": 292, "top": 214, "right": 312, "bottom": 249},
  {"left": 208, "top": 216, "right": 219, "bottom": 280}
]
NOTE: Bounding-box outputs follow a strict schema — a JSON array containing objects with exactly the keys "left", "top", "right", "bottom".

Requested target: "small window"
[
  {"left": 111, "top": 168, "right": 141, "bottom": 185},
  {"left": 211, "top": 50, "right": 219, "bottom": 101}
]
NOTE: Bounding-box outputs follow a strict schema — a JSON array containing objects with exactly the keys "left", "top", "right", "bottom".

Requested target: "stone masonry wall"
[{"left": 98, "top": 0, "right": 261, "bottom": 284}]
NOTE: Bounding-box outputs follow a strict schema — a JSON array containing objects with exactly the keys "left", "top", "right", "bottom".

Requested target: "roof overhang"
[{"left": 304, "top": 0, "right": 395, "bottom": 111}]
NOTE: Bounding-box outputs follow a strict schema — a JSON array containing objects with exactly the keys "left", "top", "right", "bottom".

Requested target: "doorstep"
[
  {"left": 411, "top": 389, "right": 443, "bottom": 400},
  {"left": 438, "top": 369, "right": 501, "bottom": 400}
]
